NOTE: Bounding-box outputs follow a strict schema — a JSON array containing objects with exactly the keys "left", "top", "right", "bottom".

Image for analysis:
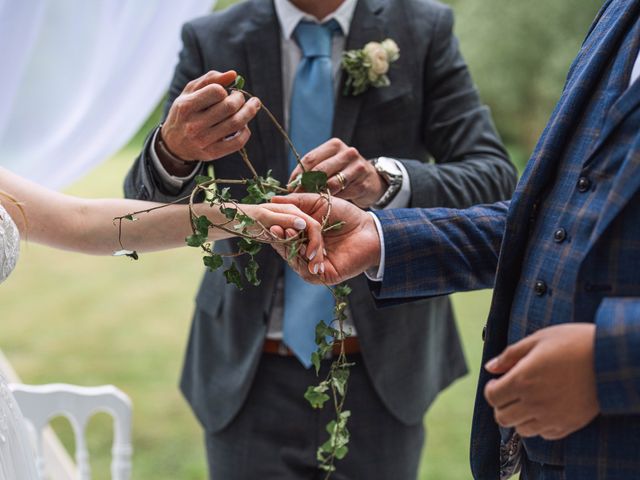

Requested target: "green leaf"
[
  {"left": 304, "top": 386, "right": 330, "bottom": 409},
  {"left": 301, "top": 171, "right": 328, "bottom": 193},
  {"left": 286, "top": 240, "right": 301, "bottom": 262},
  {"left": 335, "top": 445, "right": 349, "bottom": 460},
  {"left": 186, "top": 233, "right": 207, "bottom": 248},
  {"left": 244, "top": 258, "right": 261, "bottom": 287},
  {"left": 332, "top": 368, "right": 350, "bottom": 397},
  {"left": 222, "top": 207, "right": 237, "bottom": 221},
  {"left": 113, "top": 249, "right": 139, "bottom": 260},
  {"left": 203, "top": 254, "right": 223, "bottom": 272},
  {"left": 195, "top": 174, "right": 213, "bottom": 185},
  {"left": 231, "top": 75, "right": 245, "bottom": 90},
  {"left": 223, "top": 263, "right": 244, "bottom": 290},
  {"left": 311, "top": 351, "right": 322, "bottom": 375},
  {"left": 333, "top": 284, "right": 352, "bottom": 298},
  {"left": 123, "top": 214, "right": 137, "bottom": 222},
  {"left": 195, "top": 215, "right": 212, "bottom": 235},
  {"left": 219, "top": 187, "right": 231, "bottom": 201},
  {"left": 234, "top": 213, "right": 255, "bottom": 232},
  {"left": 238, "top": 238, "right": 262, "bottom": 256}
]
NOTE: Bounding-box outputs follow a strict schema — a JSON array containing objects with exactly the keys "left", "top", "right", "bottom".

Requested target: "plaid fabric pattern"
[{"left": 374, "top": 0, "right": 640, "bottom": 478}]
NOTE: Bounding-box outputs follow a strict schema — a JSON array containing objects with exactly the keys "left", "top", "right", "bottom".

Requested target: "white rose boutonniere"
[{"left": 341, "top": 38, "right": 400, "bottom": 96}]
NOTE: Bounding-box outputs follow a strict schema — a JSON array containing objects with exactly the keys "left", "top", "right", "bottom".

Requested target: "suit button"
[
  {"left": 482, "top": 325, "right": 487, "bottom": 342},
  {"left": 577, "top": 176, "right": 592, "bottom": 193},
  {"left": 553, "top": 228, "right": 567, "bottom": 243},
  {"left": 534, "top": 280, "right": 547, "bottom": 296}
]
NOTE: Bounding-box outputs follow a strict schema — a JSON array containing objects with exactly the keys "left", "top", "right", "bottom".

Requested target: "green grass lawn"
[{"left": 0, "top": 147, "right": 490, "bottom": 479}]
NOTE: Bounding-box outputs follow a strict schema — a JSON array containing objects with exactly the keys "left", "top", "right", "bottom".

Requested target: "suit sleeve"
[
  {"left": 593, "top": 297, "right": 640, "bottom": 415},
  {"left": 371, "top": 200, "right": 509, "bottom": 302},
  {"left": 124, "top": 23, "right": 205, "bottom": 202},
  {"left": 398, "top": 6, "right": 518, "bottom": 209}
]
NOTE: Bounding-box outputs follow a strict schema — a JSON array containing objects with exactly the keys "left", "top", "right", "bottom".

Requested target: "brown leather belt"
[{"left": 263, "top": 337, "right": 361, "bottom": 357}]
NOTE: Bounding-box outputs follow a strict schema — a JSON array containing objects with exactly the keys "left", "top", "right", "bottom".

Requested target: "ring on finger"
[{"left": 335, "top": 171, "right": 347, "bottom": 191}]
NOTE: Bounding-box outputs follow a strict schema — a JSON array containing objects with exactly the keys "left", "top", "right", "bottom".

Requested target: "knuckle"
[
  {"left": 329, "top": 138, "right": 343, "bottom": 148},
  {"left": 346, "top": 147, "right": 360, "bottom": 159}
]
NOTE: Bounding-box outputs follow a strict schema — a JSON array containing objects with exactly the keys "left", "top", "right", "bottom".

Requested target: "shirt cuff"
[
  {"left": 364, "top": 211, "right": 385, "bottom": 282},
  {"left": 149, "top": 128, "right": 202, "bottom": 189}
]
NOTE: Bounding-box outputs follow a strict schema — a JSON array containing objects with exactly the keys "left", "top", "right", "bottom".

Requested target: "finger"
[
  {"left": 493, "top": 400, "right": 534, "bottom": 428},
  {"left": 198, "top": 90, "right": 247, "bottom": 127},
  {"left": 515, "top": 419, "right": 544, "bottom": 438},
  {"left": 197, "top": 97, "right": 261, "bottom": 144},
  {"left": 271, "top": 194, "right": 329, "bottom": 221},
  {"left": 184, "top": 83, "right": 230, "bottom": 112},
  {"left": 202, "top": 127, "right": 252, "bottom": 159},
  {"left": 485, "top": 335, "right": 538, "bottom": 374},
  {"left": 184, "top": 70, "right": 237, "bottom": 94},
  {"left": 484, "top": 376, "right": 521, "bottom": 410},
  {"left": 270, "top": 225, "right": 285, "bottom": 239},
  {"left": 288, "top": 138, "right": 347, "bottom": 183}
]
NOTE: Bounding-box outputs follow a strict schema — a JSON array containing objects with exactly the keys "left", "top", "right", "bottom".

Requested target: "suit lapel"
[
  {"left": 243, "top": 0, "right": 287, "bottom": 182},
  {"left": 333, "top": 0, "right": 385, "bottom": 144}
]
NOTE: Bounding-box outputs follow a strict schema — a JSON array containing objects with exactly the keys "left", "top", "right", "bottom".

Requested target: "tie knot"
[{"left": 293, "top": 20, "right": 341, "bottom": 58}]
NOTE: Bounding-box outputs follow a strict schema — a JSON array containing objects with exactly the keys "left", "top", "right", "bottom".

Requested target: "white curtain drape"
[{"left": 0, "top": 0, "right": 216, "bottom": 189}]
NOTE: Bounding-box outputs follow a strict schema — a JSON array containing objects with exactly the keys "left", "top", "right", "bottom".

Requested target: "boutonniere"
[{"left": 341, "top": 38, "right": 400, "bottom": 96}]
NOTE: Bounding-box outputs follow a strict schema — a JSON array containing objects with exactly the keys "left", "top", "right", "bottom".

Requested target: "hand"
[
  {"left": 484, "top": 323, "right": 600, "bottom": 440},
  {"left": 160, "top": 70, "right": 261, "bottom": 172},
  {"left": 240, "top": 202, "right": 324, "bottom": 257},
  {"left": 268, "top": 194, "right": 381, "bottom": 284},
  {"left": 288, "top": 139, "right": 388, "bottom": 209}
]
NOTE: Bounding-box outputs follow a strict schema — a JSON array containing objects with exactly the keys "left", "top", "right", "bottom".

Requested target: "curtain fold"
[{"left": 0, "top": 0, "right": 216, "bottom": 189}]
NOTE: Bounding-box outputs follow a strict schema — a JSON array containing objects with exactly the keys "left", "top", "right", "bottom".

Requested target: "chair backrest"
[{"left": 9, "top": 383, "right": 132, "bottom": 480}]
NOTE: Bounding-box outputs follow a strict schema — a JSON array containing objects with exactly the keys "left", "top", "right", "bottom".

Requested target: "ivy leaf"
[
  {"left": 244, "top": 258, "right": 261, "bottom": 286},
  {"left": 222, "top": 207, "right": 237, "bottom": 221},
  {"left": 332, "top": 368, "right": 350, "bottom": 397},
  {"left": 230, "top": 75, "right": 245, "bottom": 90},
  {"left": 123, "top": 214, "right": 137, "bottom": 222},
  {"left": 335, "top": 446, "right": 349, "bottom": 460},
  {"left": 238, "top": 238, "right": 262, "bottom": 256},
  {"left": 234, "top": 213, "right": 255, "bottom": 232},
  {"left": 195, "top": 215, "right": 212, "bottom": 235},
  {"left": 195, "top": 174, "right": 213, "bottom": 185},
  {"left": 223, "top": 263, "right": 244, "bottom": 290},
  {"left": 333, "top": 284, "right": 352, "bottom": 298},
  {"left": 301, "top": 171, "right": 328, "bottom": 193},
  {"left": 219, "top": 187, "right": 231, "bottom": 201},
  {"left": 287, "top": 240, "right": 301, "bottom": 262},
  {"left": 287, "top": 173, "right": 303, "bottom": 191},
  {"left": 203, "top": 253, "right": 223, "bottom": 272},
  {"left": 311, "top": 351, "right": 322, "bottom": 375},
  {"left": 186, "top": 233, "right": 207, "bottom": 248},
  {"left": 113, "top": 249, "right": 139, "bottom": 260},
  {"left": 241, "top": 181, "right": 270, "bottom": 204},
  {"left": 304, "top": 385, "right": 330, "bottom": 409}
]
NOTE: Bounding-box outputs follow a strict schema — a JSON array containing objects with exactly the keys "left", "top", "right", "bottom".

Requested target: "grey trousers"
[{"left": 205, "top": 353, "right": 425, "bottom": 480}]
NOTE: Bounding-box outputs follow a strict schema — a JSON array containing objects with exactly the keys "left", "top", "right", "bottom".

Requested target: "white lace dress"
[{"left": 0, "top": 204, "right": 39, "bottom": 480}]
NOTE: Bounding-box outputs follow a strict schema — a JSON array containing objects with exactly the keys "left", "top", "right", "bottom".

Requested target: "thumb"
[
  {"left": 188, "top": 70, "right": 237, "bottom": 93},
  {"left": 485, "top": 335, "right": 538, "bottom": 374}
]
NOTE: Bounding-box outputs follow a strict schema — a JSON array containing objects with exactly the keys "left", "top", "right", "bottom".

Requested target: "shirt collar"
[{"left": 274, "top": 0, "right": 358, "bottom": 40}]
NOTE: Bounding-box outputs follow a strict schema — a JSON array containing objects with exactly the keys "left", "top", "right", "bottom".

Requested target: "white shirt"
[{"left": 368, "top": 48, "right": 640, "bottom": 283}]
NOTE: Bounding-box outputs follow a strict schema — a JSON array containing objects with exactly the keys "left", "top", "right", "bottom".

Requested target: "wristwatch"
[{"left": 370, "top": 157, "right": 403, "bottom": 209}]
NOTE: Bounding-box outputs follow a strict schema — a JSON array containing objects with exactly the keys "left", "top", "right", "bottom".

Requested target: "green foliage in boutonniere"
[{"left": 341, "top": 38, "right": 400, "bottom": 96}]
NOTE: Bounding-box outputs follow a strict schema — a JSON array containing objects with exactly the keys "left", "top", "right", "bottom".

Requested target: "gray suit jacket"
[{"left": 124, "top": 0, "right": 517, "bottom": 433}]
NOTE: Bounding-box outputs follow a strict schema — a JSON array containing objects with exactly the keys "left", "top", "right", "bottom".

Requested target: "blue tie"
[{"left": 283, "top": 20, "right": 340, "bottom": 367}]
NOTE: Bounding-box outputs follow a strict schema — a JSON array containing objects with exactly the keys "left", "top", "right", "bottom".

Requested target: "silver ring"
[{"left": 335, "top": 171, "right": 347, "bottom": 191}]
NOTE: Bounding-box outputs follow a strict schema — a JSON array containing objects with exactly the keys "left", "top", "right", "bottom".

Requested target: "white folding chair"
[{"left": 9, "top": 383, "right": 132, "bottom": 480}]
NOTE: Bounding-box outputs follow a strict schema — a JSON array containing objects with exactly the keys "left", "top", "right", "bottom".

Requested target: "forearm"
[{"left": 373, "top": 201, "right": 509, "bottom": 300}]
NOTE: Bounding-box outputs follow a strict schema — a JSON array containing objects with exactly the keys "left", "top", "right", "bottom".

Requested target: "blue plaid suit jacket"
[{"left": 373, "top": 0, "right": 640, "bottom": 478}]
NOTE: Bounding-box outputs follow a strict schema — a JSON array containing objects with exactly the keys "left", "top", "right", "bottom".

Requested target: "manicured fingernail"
[
  {"left": 323, "top": 248, "right": 327, "bottom": 256},
  {"left": 308, "top": 249, "right": 317, "bottom": 261},
  {"left": 320, "top": 263, "right": 325, "bottom": 274},
  {"left": 485, "top": 358, "right": 499, "bottom": 370},
  {"left": 313, "top": 263, "right": 320, "bottom": 274},
  {"left": 293, "top": 218, "right": 307, "bottom": 230}
]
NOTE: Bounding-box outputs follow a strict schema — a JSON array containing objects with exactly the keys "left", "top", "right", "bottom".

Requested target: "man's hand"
[
  {"left": 269, "top": 194, "right": 382, "bottom": 284},
  {"left": 288, "top": 139, "right": 387, "bottom": 208},
  {"left": 484, "top": 323, "right": 600, "bottom": 440},
  {"left": 159, "top": 70, "right": 261, "bottom": 174}
]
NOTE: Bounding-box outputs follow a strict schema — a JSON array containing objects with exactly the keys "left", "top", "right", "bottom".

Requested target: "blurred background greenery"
[{"left": 0, "top": 0, "right": 603, "bottom": 479}]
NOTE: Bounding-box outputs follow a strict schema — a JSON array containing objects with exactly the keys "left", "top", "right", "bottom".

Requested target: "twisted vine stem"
[{"left": 114, "top": 76, "right": 353, "bottom": 477}]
